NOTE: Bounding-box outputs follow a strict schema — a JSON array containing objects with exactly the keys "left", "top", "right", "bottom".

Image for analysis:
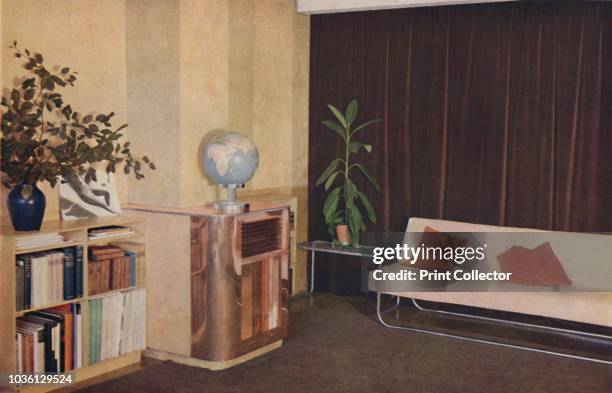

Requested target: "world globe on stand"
[
  {"left": 202, "top": 131, "right": 259, "bottom": 213},
  {"left": 203, "top": 131, "right": 259, "bottom": 187}
]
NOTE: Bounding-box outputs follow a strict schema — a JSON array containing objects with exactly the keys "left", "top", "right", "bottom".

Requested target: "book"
[
  {"left": 110, "top": 257, "right": 123, "bottom": 290},
  {"left": 75, "top": 246, "right": 84, "bottom": 297},
  {"left": 22, "top": 333, "right": 33, "bottom": 372},
  {"left": 101, "top": 259, "right": 111, "bottom": 293},
  {"left": 89, "top": 225, "right": 131, "bottom": 235},
  {"left": 124, "top": 255, "right": 132, "bottom": 288},
  {"left": 101, "top": 294, "right": 123, "bottom": 359},
  {"left": 55, "top": 251, "right": 63, "bottom": 302},
  {"left": 16, "top": 333, "right": 22, "bottom": 372},
  {"left": 88, "top": 226, "right": 134, "bottom": 240},
  {"left": 126, "top": 252, "right": 136, "bottom": 287},
  {"left": 23, "top": 255, "right": 32, "bottom": 309},
  {"left": 50, "top": 252, "right": 63, "bottom": 303},
  {"left": 30, "top": 254, "right": 47, "bottom": 308},
  {"left": 16, "top": 260, "right": 24, "bottom": 312},
  {"left": 16, "top": 233, "right": 65, "bottom": 250},
  {"left": 15, "top": 332, "right": 25, "bottom": 372},
  {"left": 87, "top": 262, "right": 95, "bottom": 296},
  {"left": 75, "top": 303, "right": 82, "bottom": 368},
  {"left": 94, "top": 298, "right": 102, "bottom": 363},
  {"left": 63, "top": 248, "right": 76, "bottom": 300},
  {"left": 88, "top": 301, "right": 96, "bottom": 365}
]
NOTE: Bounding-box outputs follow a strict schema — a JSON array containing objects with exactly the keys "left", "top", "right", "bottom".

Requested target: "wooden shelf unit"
[
  {"left": 16, "top": 241, "right": 84, "bottom": 256},
  {"left": 15, "top": 298, "right": 83, "bottom": 318},
  {"left": 0, "top": 215, "right": 147, "bottom": 392}
]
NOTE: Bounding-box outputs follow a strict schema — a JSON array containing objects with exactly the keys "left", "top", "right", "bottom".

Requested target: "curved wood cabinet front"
[{"left": 190, "top": 208, "right": 290, "bottom": 362}]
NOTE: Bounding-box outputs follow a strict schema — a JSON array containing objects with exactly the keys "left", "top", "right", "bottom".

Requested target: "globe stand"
[{"left": 214, "top": 184, "right": 246, "bottom": 214}]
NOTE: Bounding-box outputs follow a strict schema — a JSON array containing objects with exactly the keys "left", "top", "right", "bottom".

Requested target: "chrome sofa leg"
[
  {"left": 411, "top": 298, "right": 612, "bottom": 340},
  {"left": 375, "top": 293, "right": 612, "bottom": 365}
]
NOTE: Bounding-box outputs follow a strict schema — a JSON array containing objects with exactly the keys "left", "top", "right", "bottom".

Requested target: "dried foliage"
[{"left": 1, "top": 41, "right": 155, "bottom": 188}]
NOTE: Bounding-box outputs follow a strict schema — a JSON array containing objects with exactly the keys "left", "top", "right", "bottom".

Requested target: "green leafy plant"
[
  {"left": 316, "top": 99, "right": 380, "bottom": 246},
  {"left": 1, "top": 41, "right": 155, "bottom": 189}
]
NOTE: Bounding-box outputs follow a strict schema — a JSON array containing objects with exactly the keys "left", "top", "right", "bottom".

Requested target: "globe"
[{"left": 202, "top": 131, "right": 259, "bottom": 187}]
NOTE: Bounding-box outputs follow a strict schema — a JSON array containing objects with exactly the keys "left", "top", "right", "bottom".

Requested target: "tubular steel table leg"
[
  {"left": 379, "top": 294, "right": 401, "bottom": 315},
  {"left": 309, "top": 250, "right": 316, "bottom": 294},
  {"left": 375, "top": 293, "right": 612, "bottom": 365}
]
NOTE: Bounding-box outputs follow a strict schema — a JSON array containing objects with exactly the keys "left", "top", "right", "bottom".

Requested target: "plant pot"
[
  {"left": 336, "top": 224, "right": 351, "bottom": 245},
  {"left": 7, "top": 182, "right": 46, "bottom": 231}
]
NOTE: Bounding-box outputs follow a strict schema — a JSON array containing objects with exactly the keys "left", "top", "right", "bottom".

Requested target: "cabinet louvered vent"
[{"left": 241, "top": 218, "right": 282, "bottom": 258}]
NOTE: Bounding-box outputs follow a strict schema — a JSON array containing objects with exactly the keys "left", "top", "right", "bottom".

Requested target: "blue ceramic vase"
[{"left": 7, "top": 182, "right": 46, "bottom": 231}]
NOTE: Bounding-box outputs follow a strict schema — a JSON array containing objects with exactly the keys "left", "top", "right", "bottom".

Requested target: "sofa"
[{"left": 370, "top": 217, "right": 612, "bottom": 328}]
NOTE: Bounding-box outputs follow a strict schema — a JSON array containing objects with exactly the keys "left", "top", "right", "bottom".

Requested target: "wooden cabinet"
[
  {"left": 128, "top": 201, "right": 291, "bottom": 370},
  {"left": 190, "top": 208, "right": 290, "bottom": 364}
]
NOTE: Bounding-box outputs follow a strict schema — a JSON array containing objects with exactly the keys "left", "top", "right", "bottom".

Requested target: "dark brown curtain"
[{"left": 308, "top": 2, "right": 612, "bottom": 294}]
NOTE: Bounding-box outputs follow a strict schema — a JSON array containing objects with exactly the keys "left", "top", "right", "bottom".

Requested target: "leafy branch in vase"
[{"left": 1, "top": 41, "right": 155, "bottom": 189}]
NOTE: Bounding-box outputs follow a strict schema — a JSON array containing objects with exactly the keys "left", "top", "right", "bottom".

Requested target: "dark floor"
[{"left": 74, "top": 293, "right": 611, "bottom": 393}]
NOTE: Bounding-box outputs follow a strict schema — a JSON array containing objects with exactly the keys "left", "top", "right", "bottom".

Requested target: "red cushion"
[
  {"left": 497, "top": 242, "right": 572, "bottom": 286},
  {"left": 410, "top": 226, "right": 468, "bottom": 272}
]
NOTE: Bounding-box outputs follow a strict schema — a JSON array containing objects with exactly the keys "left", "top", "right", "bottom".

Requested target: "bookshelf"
[{"left": 0, "top": 215, "right": 147, "bottom": 392}]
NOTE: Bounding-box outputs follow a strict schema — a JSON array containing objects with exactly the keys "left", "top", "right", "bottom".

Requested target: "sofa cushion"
[
  {"left": 497, "top": 242, "right": 572, "bottom": 287},
  {"left": 409, "top": 226, "right": 468, "bottom": 272}
]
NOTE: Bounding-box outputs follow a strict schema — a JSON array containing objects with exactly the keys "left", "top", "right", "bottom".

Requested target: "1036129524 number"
[{"left": 6, "top": 373, "right": 74, "bottom": 386}]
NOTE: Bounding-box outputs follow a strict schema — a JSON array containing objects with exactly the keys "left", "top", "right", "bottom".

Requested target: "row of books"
[
  {"left": 88, "top": 243, "right": 145, "bottom": 296},
  {"left": 16, "top": 247, "right": 84, "bottom": 311},
  {"left": 88, "top": 226, "right": 136, "bottom": 240},
  {"left": 16, "top": 304, "right": 82, "bottom": 373},
  {"left": 88, "top": 288, "right": 146, "bottom": 364}
]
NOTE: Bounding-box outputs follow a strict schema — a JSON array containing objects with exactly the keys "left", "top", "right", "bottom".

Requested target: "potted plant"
[
  {"left": 316, "top": 99, "right": 380, "bottom": 246},
  {"left": 1, "top": 42, "right": 154, "bottom": 231}
]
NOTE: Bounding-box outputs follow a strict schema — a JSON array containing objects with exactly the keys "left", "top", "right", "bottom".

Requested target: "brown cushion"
[
  {"left": 410, "top": 226, "right": 468, "bottom": 272},
  {"left": 497, "top": 242, "right": 572, "bottom": 286}
]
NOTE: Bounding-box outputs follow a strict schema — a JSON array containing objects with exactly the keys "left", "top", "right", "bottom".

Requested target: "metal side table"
[{"left": 297, "top": 240, "right": 376, "bottom": 293}]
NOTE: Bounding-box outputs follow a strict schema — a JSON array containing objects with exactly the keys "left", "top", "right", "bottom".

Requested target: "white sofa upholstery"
[{"left": 373, "top": 217, "right": 612, "bottom": 328}]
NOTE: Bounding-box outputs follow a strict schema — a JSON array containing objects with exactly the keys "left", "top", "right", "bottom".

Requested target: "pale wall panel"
[
  {"left": 1, "top": 0, "right": 128, "bottom": 222},
  {"left": 126, "top": 0, "right": 183, "bottom": 206},
  {"left": 178, "top": 0, "right": 229, "bottom": 207}
]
